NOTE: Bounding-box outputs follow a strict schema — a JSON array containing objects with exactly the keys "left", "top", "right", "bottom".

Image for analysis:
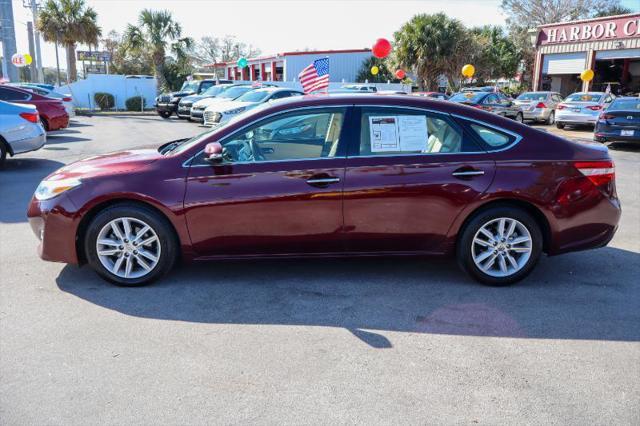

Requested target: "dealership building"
[
  {"left": 205, "top": 49, "right": 372, "bottom": 82},
  {"left": 532, "top": 13, "right": 640, "bottom": 96}
]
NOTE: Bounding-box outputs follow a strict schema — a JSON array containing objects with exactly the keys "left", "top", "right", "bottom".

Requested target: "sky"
[{"left": 8, "top": 0, "right": 640, "bottom": 70}]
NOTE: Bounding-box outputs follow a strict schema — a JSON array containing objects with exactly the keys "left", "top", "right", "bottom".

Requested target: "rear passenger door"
[{"left": 342, "top": 107, "right": 496, "bottom": 253}]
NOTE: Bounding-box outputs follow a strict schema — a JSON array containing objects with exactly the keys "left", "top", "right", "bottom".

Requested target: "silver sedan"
[
  {"left": 555, "top": 92, "right": 615, "bottom": 129},
  {"left": 514, "top": 91, "right": 563, "bottom": 125},
  {"left": 0, "top": 100, "right": 46, "bottom": 166}
]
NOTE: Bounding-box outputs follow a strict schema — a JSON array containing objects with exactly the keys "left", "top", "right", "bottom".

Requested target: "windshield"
[
  {"left": 219, "top": 86, "right": 253, "bottom": 99},
  {"left": 450, "top": 92, "right": 485, "bottom": 103},
  {"left": 180, "top": 81, "right": 199, "bottom": 92},
  {"left": 609, "top": 99, "right": 640, "bottom": 110},
  {"left": 235, "top": 91, "right": 271, "bottom": 102},
  {"left": 202, "top": 85, "right": 228, "bottom": 96},
  {"left": 565, "top": 93, "right": 602, "bottom": 102},
  {"left": 517, "top": 93, "right": 549, "bottom": 101}
]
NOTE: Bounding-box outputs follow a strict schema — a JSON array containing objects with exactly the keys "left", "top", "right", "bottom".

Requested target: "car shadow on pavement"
[
  {"left": 0, "top": 158, "right": 66, "bottom": 223},
  {"left": 45, "top": 134, "right": 92, "bottom": 144},
  {"left": 608, "top": 142, "right": 640, "bottom": 152},
  {"left": 55, "top": 246, "right": 640, "bottom": 348}
]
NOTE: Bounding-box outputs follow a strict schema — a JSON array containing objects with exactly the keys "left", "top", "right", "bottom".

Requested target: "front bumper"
[
  {"left": 47, "top": 113, "right": 69, "bottom": 131},
  {"left": 177, "top": 105, "right": 192, "bottom": 118},
  {"left": 27, "top": 194, "right": 81, "bottom": 264},
  {"left": 156, "top": 102, "right": 178, "bottom": 113},
  {"left": 190, "top": 109, "right": 205, "bottom": 120}
]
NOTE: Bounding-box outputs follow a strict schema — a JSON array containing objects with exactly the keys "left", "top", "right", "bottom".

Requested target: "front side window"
[
  {"left": 357, "top": 109, "right": 472, "bottom": 156},
  {"left": 213, "top": 109, "right": 345, "bottom": 163}
]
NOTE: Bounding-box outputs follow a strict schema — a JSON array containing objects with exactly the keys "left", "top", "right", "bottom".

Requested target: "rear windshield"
[
  {"left": 517, "top": 93, "right": 548, "bottom": 101},
  {"left": 450, "top": 92, "right": 485, "bottom": 103},
  {"left": 565, "top": 93, "right": 602, "bottom": 102},
  {"left": 609, "top": 99, "right": 640, "bottom": 110}
]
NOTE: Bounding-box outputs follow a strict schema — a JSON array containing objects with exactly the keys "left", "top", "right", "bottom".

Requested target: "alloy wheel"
[
  {"left": 96, "top": 217, "right": 161, "bottom": 279},
  {"left": 471, "top": 217, "right": 532, "bottom": 278}
]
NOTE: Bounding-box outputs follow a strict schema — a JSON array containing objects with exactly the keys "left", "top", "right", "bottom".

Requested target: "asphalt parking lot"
[{"left": 1, "top": 115, "right": 639, "bottom": 424}]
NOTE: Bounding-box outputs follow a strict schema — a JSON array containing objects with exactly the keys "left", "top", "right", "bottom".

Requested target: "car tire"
[
  {"left": 0, "top": 139, "right": 7, "bottom": 168},
  {"left": 546, "top": 111, "right": 555, "bottom": 125},
  {"left": 515, "top": 112, "right": 524, "bottom": 123},
  {"left": 457, "top": 205, "right": 543, "bottom": 286},
  {"left": 40, "top": 118, "right": 49, "bottom": 131},
  {"left": 84, "top": 203, "right": 178, "bottom": 286},
  {"left": 556, "top": 122, "right": 565, "bottom": 129},
  {"left": 158, "top": 111, "right": 172, "bottom": 119}
]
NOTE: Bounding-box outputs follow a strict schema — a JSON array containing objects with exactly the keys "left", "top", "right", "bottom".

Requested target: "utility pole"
[
  {"left": 27, "top": 21, "right": 36, "bottom": 81},
  {"left": 23, "top": 0, "right": 43, "bottom": 82},
  {"left": 0, "top": 0, "right": 19, "bottom": 82}
]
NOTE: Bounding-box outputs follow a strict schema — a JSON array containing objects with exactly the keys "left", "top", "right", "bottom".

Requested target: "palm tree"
[
  {"left": 37, "top": 0, "right": 101, "bottom": 82},
  {"left": 123, "top": 9, "right": 193, "bottom": 91}
]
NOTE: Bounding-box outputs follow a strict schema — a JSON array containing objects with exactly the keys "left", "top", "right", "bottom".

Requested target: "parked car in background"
[
  {"left": 513, "top": 91, "right": 563, "bottom": 125},
  {"left": 11, "top": 83, "right": 75, "bottom": 118},
  {"left": 594, "top": 97, "right": 640, "bottom": 143},
  {"left": 0, "top": 85, "right": 69, "bottom": 131},
  {"left": 191, "top": 85, "right": 255, "bottom": 123},
  {"left": 155, "top": 79, "right": 232, "bottom": 119},
  {"left": 203, "top": 87, "right": 303, "bottom": 127},
  {"left": 177, "top": 84, "right": 234, "bottom": 120},
  {"left": 412, "top": 91, "right": 449, "bottom": 100},
  {"left": 28, "top": 94, "right": 620, "bottom": 287},
  {"left": 555, "top": 92, "right": 615, "bottom": 129},
  {"left": 341, "top": 84, "right": 377, "bottom": 92},
  {"left": 449, "top": 91, "right": 523, "bottom": 122},
  {"left": 461, "top": 86, "right": 499, "bottom": 93},
  {"left": 0, "top": 100, "right": 46, "bottom": 166}
]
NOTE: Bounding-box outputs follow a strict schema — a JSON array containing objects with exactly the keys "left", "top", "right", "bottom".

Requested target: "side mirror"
[{"left": 204, "top": 142, "right": 223, "bottom": 163}]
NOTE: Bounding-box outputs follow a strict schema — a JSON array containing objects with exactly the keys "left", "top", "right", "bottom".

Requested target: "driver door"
[{"left": 183, "top": 107, "right": 351, "bottom": 257}]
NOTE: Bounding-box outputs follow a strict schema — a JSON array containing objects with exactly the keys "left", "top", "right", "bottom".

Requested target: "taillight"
[
  {"left": 575, "top": 161, "right": 615, "bottom": 187},
  {"left": 62, "top": 97, "right": 72, "bottom": 102},
  {"left": 586, "top": 105, "right": 602, "bottom": 111},
  {"left": 557, "top": 104, "right": 566, "bottom": 110},
  {"left": 535, "top": 102, "right": 546, "bottom": 108},
  {"left": 599, "top": 113, "right": 614, "bottom": 120},
  {"left": 19, "top": 112, "right": 39, "bottom": 123}
]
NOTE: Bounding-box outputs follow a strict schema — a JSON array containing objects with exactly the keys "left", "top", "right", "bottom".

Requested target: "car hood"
[
  {"left": 197, "top": 97, "right": 233, "bottom": 108},
  {"left": 215, "top": 101, "right": 258, "bottom": 113},
  {"left": 47, "top": 149, "right": 163, "bottom": 180},
  {"left": 180, "top": 94, "right": 205, "bottom": 104},
  {"left": 160, "top": 90, "right": 195, "bottom": 98}
]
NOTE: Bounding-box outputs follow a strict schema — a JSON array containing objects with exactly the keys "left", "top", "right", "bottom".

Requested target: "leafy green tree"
[
  {"left": 356, "top": 57, "right": 394, "bottom": 83},
  {"left": 470, "top": 26, "right": 521, "bottom": 82},
  {"left": 123, "top": 9, "right": 194, "bottom": 91},
  {"left": 393, "top": 13, "right": 468, "bottom": 90},
  {"left": 37, "top": 0, "right": 101, "bottom": 82},
  {"left": 592, "top": 5, "right": 633, "bottom": 18}
]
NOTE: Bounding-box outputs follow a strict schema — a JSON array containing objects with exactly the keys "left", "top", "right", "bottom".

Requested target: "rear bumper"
[
  {"left": 555, "top": 112, "right": 598, "bottom": 125},
  {"left": 8, "top": 128, "right": 46, "bottom": 155},
  {"left": 523, "top": 108, "right": 552, "bottom": 121},
  {"left": 46, "top": 113, "right": 69, "bottom": 131},
  {"left": 594, "top": 124, "right": 640, "bottom": 142}
]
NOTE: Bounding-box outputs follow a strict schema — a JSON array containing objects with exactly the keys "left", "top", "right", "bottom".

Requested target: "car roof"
[
  {"left": 252, "top": 87, "right": 300, "bottom": 93},
  {"left": 612, "top": 96, "right": 640, "bottom": 101}
]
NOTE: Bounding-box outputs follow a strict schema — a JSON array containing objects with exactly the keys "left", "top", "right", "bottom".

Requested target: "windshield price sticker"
[{"left": 369, "top": 115, "right": 428, "bottom": 152}]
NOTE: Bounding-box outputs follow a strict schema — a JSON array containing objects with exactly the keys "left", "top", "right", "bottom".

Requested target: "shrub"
[
  {"left": 125, "top": 96, "right": 146, "bottom": 111},
  {"left": 94, "top": 92, "right": 114, "bottom": 110}
]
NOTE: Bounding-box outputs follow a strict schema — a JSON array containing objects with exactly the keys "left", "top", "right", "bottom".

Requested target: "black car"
[
  {"left": 449, "top": 91, "right": 524, "bottom": 122},
  {"left": 155, "top": 79, "right": 232, "bottom": 119},
  {"left": 595, "top": 97, "right": 640, "bottom": 143}
]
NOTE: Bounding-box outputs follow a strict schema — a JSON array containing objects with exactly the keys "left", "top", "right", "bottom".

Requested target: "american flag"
[{"left": 298, "top": 58, "right": 329, "bottom": 94}]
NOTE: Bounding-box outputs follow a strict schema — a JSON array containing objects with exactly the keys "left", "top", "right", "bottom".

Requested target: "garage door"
[
  {"left": 596, "top": 48, "right": 640, "bottom": 60},
  {"left": 542, "top": 53, "right": 587, "bottom": 74}
]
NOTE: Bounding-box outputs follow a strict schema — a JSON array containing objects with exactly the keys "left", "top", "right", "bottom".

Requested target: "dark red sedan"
[
  {"left": 0, "top": 85, "right": 69, "bottom": 131},
  {"left": 27, "top": 95, "right": 620, "bottom": 286}
]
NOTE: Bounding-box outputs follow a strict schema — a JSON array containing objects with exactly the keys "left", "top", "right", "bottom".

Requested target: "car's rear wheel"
[
  {"left": 457, "top": 206, "right": 542, "bottom": 286},
  {"left": 0, "top": 139, "right": 7, "bottom": 167},
  {"left": 546, "top": 111, "right": 555, "bottom": 125},
  {"left": 84, "top": 203, "right": 177, "bottom": 286},
  {"left": 515, "top": 112, "right": 524, "bottom": 123},
  {"left": 556, "top": 122, "right": 565, "bottom": 129},
  {"left": 158, "top": 111, "right": 172, "bottom": 119},
  {"left": 40, "top": 118, "right": 49, "bottom": 131}
]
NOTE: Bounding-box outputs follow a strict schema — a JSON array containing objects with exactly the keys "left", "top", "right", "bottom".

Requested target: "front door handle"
[
  {"left": 306, "top": 177, "right": 340, "bottom": 187},
  {"left": 452, "top": 169, "right": 485, "bottom": 178}
]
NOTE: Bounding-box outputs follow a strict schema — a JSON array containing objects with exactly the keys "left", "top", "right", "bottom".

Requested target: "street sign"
[{"left": 77, "top": 51, "right": 111, "bottom": 61}]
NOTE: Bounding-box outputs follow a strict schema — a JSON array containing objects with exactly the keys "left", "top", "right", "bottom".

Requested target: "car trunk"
[{"left": 602, "top": 110, "right": 640, "bottom": 128}]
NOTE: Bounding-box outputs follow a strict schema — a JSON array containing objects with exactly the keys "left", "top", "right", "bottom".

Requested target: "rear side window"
[
  {"left": 469, "top": 123, "right": 516, "bottom": 149},
  {"left": 0, "top": 88, "right": 30, "bottom": 101},
  {"left": 357, "top": 108, "right": 481, "bottom": 156}
]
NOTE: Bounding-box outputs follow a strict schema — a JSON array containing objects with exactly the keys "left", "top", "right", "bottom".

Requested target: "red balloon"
[
  {"left": 372, "top": 38, "right": 392, "bottom": 58},
  {"left": 395, "top": 69, "right": 406, "bottom": 79}
]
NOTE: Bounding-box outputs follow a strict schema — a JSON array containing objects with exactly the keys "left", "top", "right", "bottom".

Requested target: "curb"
[{"left": 75, "top": 111, "right": 157, "bottom": 117}]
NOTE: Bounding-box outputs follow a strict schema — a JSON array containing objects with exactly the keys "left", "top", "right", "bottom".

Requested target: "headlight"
[
  {"left": 225, "top": 107, "right": 246, "bottom": 115},
  {"left": 34, "top": 178, "right": 82, "bottom": 201},
  {"left": 171, "top": 97, "right": 180, "bottom": 103}
]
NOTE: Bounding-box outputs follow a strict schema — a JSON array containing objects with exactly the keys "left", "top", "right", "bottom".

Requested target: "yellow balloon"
[
  {"left": 462, "top": 64, "right": 475, "bottom": 78},
  {"left": 371, "top": 66, "right": 379, "bottom": 75},
  {"left": 580, "top": 69, "right": 594, "bottom": 82},
  {"left": 24, "top": 54, "right": 32, "bottom": 65}
]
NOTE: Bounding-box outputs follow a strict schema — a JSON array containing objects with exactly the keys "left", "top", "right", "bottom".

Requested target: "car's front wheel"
[
  {"left": 457, "top": 206, "right": 542, "bottom": 286},
  {"left": 546, "top": 111, "right": 555, "bottom": 125},
  {"left": 514, "top": 112, "right": 524, "bottom": 123},
  {"left": 556, "top": 122, "right": 565, "bottom": 129},
  {"left": 84, "top": 203, "right": 177, "bottom": 286},
  {"left": 158, "top": 111, "right": 172, "bottom": 119}
]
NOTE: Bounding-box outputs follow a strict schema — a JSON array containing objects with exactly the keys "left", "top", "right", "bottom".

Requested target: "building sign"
[
  {"left": 77, "top": 51, "right": 112, "bottom": 61},
  {"left": 539, "top": 14, "right": 640, "bottom": 45}
]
